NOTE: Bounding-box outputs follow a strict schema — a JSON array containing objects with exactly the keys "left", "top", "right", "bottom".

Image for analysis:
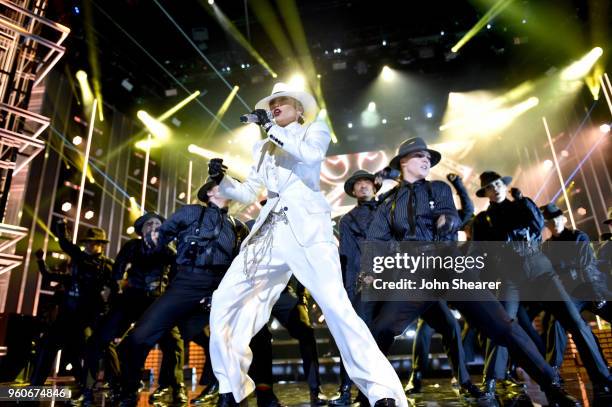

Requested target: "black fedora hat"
[
  {"left": 389, "top": 137, "right": 441, "bottom": 170},
  {"left": 134, "top": 212, "right": 165, "bottom": 236},
  {"left": 197, "top": 177, "right": 217, "bottom": 202},
  {"left": 344, "top": 170, "right": 380, "bottom": 198},
  {"left": 79, "top": 227, "right": 109, "bottom": 243},
  {"left": 540, "top": 203, "right": 564, "bottom": 220},
  {"left": 476, "top": 171, "right": 513, "bottom": 198}
]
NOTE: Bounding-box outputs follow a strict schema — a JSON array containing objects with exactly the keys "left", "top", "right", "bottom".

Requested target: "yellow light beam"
[
  {"left": 201, "top": 0, "right": 277, "bottom": 77},
  {"left": 158, "top": 90, "right": 201, "bottom": 121},
  {"left": 204, "top": 86, "right": 240, "bottom": 140},
  {"left": 248, "top": 0, "right": 297, "bottom": 68},
  {"left": 83, "top": 0, "right": 104, "bottom": 121},
  {"left": 140, "top": 134, "right": 151, "bottom": 215},
  {"left": 561, "top": 47, "right": 604, "bottom": 81},
  {"left": 187, "top": 144, "right": 251, "bottom": 178},
  {"left": 451, "top": 0, "right": 514, "bottom": 53},
  {"left": 543, "top": 116, "right": 576, "bottom": 229},
  {"left": 275, "top": 0, "right": 337, "bottom": 142},
  {"left": 76, "top": 70, "right": 94, "bottom": 106},
  {"left": 137, "top": 110, "right": 171, "bottom": 140}
]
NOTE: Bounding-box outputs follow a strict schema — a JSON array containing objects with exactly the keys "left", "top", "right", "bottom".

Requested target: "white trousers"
[{"left": 209, "top": 215, "right": 407, "bottom": 407}]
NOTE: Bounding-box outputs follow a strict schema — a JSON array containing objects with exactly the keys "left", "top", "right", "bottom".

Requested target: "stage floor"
[{"left": 24, "top": 373, "right": 595, "bottom": 406}]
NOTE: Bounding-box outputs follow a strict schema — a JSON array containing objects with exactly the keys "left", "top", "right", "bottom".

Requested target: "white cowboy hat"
[{"left": 255, "top": 82, "right": 318, "bottom": 122}]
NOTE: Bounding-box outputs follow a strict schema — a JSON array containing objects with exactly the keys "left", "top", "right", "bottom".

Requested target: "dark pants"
[
  {"left": 30, "top": 301, "right": 99, "bottom": 386},
  {"left": 411, "top": 301, "right": 470, "bottom": 384},
  {"left": 120, "top": 269, "right": 224, "bottom": 394},
  {"left": 84, "top": 288, "right": 182, "bottom": 389},
  {"left": 545, "top": 299, "right": 612, "bottom": 368},
  {"left": 484, "top": 261, "right": 611, "bottom": 385},
  {"left": 371, "top": 292, "right": 559, "bottom": 391}
]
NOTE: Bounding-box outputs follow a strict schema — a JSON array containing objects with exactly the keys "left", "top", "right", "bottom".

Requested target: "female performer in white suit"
[{"left": 207, "top": 83, "right": 407, "bottom": 407}]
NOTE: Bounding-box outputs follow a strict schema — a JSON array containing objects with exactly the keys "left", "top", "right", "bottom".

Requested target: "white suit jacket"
[{"left": 219, "top": 120, "right": 334, "bottom": 248}]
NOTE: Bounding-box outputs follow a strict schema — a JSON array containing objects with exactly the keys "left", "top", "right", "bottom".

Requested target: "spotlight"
[
  {"left": 600, "top": 123, "right": 611, "bottom": 133},
  {"left": 382, "top": 40, "right": 387, "bottom": 46},
  {"left": 72, "top": 136, "right": 83, "bottom": 146},
  {"left": 486, "top": 24, "right": 492, "bottom": 29},
  {"left": 288, "top": 74, "right": 306, "bottom": 91},
  {"left": 150, "top": 176, "right": 158, "bottom": 185},
  {"left": 137, "top": 110, "right": 170, "bottom": 140},
  {"left": 208, "top": 0, "right": 214, "bottom": 4},
  {"left": 426, "top": 112, "right": 433, "bottom": 119},
  {"left": 440, "top": 31, "right": 445, "bottom": 36},
  {"left": 561, "top": 47, "right": 604, "bottom": 80},
  {"left": 381, "top": 118, "right": 387, "bottom": 124},
  {"left": 126, "top": 226, "right": 135, "bottom": 234},
  {"left": 347, "top": 122, "right": 353, "bottom": 128},
  {"left": 61, "top": 202, "right": 72, "bottom": 212},
  {"left": 84, "top": 210, "right": 94, "bottom": 220},
  {"left": 577, "top": 207, "right": 587, "bottom": 216},
  {"left": 404, "top": 116, "right": 411, "bottom": 121},
  {"left": 367, "top": 102, "right": 376, "bottom": 112},
  {"left": 381, "top": 66, "right": 395, "bottom": 82},
  {"left": 76, "top": 70, "right": 94, "bottom": 106},
  {"left": 561, "top": 150, "right": 569, "bottom": 157},
  {"left": 543, "top": 159, "right": 553, "bottom": 170},
  {"left": 521, "top": 19, "right": 527, "bottom": 24},
  {"left": 178, "top": 192, "right": 186, "bottom": 200}
]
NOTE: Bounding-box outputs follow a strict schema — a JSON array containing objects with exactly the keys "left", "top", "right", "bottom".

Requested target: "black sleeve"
[
  {"left": 451, "top": 178, "right": 475, "bottom": 226},
  {"left": 53, "top": 221, "right": 83, "bottom": 260}
]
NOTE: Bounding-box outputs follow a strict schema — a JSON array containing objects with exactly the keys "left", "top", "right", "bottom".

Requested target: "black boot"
[
  {"left": 217, "top": 393, "right": 248, "bottom": 407},
  {"left": 354, "top": 391, "right": 369, "bottom": 407},
  {"left": 404, "top": 371, "right": 422, "bottom": 394},
  {"left": 328, "top": 385, "right": 352, "bottom": 406},
  {"left": 373, "top": 399, "right": 395, "bottom": 407},
  {"left": 309, "top": 387, "right": 328, "bottom": 406},
  {"left": 544, "top": 386, "right": 581, "bottom": 407},
  {"left": 192, "top": 382, "right": 220, "bottom": 405},
  {"left": 459, "top": 381, "right": 486, "bottom": 399}
]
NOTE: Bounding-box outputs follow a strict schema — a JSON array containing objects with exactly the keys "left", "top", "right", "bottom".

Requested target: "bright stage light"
[
  {"left": 367, "top": 102, "right": 376, "bottom": 112},
  {"left": 73, "top": 136, "right": 83, "bottom": 146},
  {"left": 577, "top": 207, "right": 587, "bottom": 216},
  {"left": 451, "top": 0, "right": 512, "bottom": 53},
  {"left": 137, "top": 110, "right": 170, "bottom": 140},
  {"left": 208, "top": 0, "right": 214, "bottom": 4},
  {"left": 61, "top": 202, "right": 72, "bottom": 212},
  {"left": 561, "top": 47, "right": 604, "bottom": 81},
  {"left": 76, "top": 70, "right": 94, "bottom": 106},
  {"left": 126, "top": 226, "right": 135, "bottom": 235},
  {"left": 381, "top": 66, "right": 395, "bottom": 82},
  {"left": 543, "top": 159, "right": 553, "bottom": 170},
  {"left": 599, "top": 123, "right": 611, "bottom": 133},
  {"left": 84, "top": 210, "right": 94, "bottom": 220},
  {"left": 381, "top": 118, "right": 387, "bottom": 124},
  {"left": 178, "top": 192, "right": 186, "bottom": 200},
  {"left": 347, "top": 122, "right": 353, "bottom": 128},
  {"left": 187, "top": 144, "right": 251, "bottom": 177},
  {"left": 361, "top": 102, "right": 380, "bottom": 128},
  {"left": 158, "top": 90, "right": 201, "bottom": 121},
  {"left": 288, "top": 74, "right": 306, "bottom": 91}
]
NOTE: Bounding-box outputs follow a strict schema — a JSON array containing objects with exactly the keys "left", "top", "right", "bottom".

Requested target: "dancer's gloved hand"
[
  {"left": 510, "top": 187, "right": 523, "bottom": 201},
  {"left": 436, "top": 214, "right": 459, "bottom": 236},
  {"left": 446, "top": 173, "right": 460, "bottom": 183},
  {"left": 251, "top": 109, "right": 274, "bottom": 133},
  {"left": 208, "top": 158, "right": 227, "bottom": 184}
]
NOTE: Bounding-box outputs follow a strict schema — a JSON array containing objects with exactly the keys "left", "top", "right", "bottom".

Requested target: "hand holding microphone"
[{"left": 240, "top": 109, "right": 274, "bottom": 132}]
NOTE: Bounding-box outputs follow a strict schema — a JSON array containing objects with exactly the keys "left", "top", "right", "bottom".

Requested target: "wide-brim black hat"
[
  {"left": 389, "top": 137, "right": 441, "bottom": 170},
  {"left": 344, "top": 170, "right": 380, "bottom": 198},
  {"left": 600, "top": 232, "right": 612, "bottom": 241},
  {"left": 79, "top": 227, "right": 109, "bottom": 243},
  {"left": 134, "top": 212, "right": 166, "bottom": 236},
  {"left": 197, "top": 177, "right": 217, "bottom": 202},
  {"left": 540, "top": 203, "right": 564, "bottom": 220},
  {"left": 476, "top": 171, "right": 513, "bottom": 198}
]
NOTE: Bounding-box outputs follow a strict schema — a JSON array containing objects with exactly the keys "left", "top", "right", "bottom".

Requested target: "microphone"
[{"left": 240, "top": 110, "right": 273, "bottom": 124}]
